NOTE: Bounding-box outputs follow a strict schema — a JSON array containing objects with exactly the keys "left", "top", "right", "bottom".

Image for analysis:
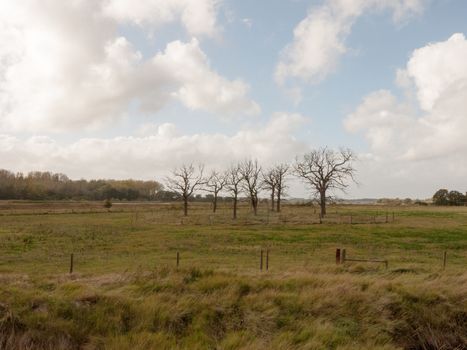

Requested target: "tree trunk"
[
  {"left": 319, "top": 190, "right": 326, "bottom": 217},
  {"left": 277, "top": 192, "right": 281, "bottom": 212},
  {"left": 213, "top": 193, "right": 217, "bottom": 213},
  {"left": 233, "top": 193, "right": 237, "bottom": 219},
  {"left": 183, "top": 198, "right": 188, "bottom": 217},
  {"left": 270, "top": 188, "right": 275, "bottom": 212},
  {"left": 252, "top": 197, "right": 258, "bottom": 216}
]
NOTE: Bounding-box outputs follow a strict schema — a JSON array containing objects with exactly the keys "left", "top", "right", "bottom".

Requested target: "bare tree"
[
  {"left": 273, "top": 163, "right": 289, "bottom": 213},
  {"left": 204, "top": 170, "right": 227, "bottom": 213},
  {"left": 166, "top": 164, "right": 205, "bottom": 216},
  {"left": 262, "top": 168, "right": 278, "bottom": 211},
  {"left": 225, "top": 163, "right": 243, "bottom": 219},
  {"left": 294, "top": 148, "right": 356, "bottom": 217},
  {"left": 262, "top": 163, "right": 290, "bottom": 213},
  {"left": 240, "top": 159, "right": 262, "bottom": 216}
]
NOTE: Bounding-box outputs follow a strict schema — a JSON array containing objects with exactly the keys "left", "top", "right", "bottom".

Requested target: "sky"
[{"left": 1, "top": 0, "right": 467, "bottom": 199}]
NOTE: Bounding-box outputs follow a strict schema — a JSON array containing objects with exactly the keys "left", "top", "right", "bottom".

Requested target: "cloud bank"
[
  {"left": 0, "top": 0, "right": 258, "bottom": 132},
  {"left": 345, "top": 33, "right": 467, "bottom": 197},
  {"left": 0, "top": 113, "right": 307, "bottom": 180}
]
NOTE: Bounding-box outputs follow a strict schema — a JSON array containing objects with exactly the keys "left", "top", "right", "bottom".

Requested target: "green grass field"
[{"left": 0, "top": 202, "right": 466, "bottom": 349}]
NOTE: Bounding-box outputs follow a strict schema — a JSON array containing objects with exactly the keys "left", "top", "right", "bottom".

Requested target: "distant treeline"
[
  {"left": 376, "top": 198, "right": 428, "bottom": 206},
  {"left": 0, "top": 169, "right": 164, "bottom": 201},
  {"left": 433, "top": 189, "right": 467, "bottom": 206}
]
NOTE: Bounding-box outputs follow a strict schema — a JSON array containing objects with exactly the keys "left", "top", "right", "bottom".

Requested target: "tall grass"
[{"left": 1, "top": 268, "right": 466, "bottom": 349}]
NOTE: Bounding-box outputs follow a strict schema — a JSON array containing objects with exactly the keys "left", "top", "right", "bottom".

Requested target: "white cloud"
[
  {"left": 102, "top": 0, "right": 221, "bottom": 37},
  {"left": 345, "top": 33, "right": 467, "bottom": 197},
  {"left": 405, "top": 33, "right": 467, "bottom": 111},
  {"left": 0, "top": 113, "right": 307, "bottom": 180},
  {"left": 155, "top": 39, "right": 260, "bottom": 116},
  {"left": 275, "top": 0, "right": 426, "bottom": 85},
  {"left": 345, "top": 90, "right": 416, "bottom": 158},
  {"left": 0, "top": 0, "right": 257, "bottom": 132}
]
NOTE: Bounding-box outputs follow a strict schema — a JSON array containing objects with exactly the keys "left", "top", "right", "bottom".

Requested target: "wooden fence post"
[
  {"left": 69, "top": 253, "right": 74, "bottom": 274},
  {"left": 336, "top": 248, "right": 341, "bottom": 265},
  {"left": 266, "top": 249, "right": 269, "bottom": 271},
  {"left": 443, "top": 251, "right": 447, "bottom": 270},
  {"left": 260, "top": 250, "right": 263, "bottom": 271},
  {"left": 176, "top": 252, "right": 180, "bottom": 269},
  {"left": 341, "top": 249, "right": 346, "bottom": 264}
]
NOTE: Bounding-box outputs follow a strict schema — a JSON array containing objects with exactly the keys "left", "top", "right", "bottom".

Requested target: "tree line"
[
  {"left": 0, "top": 148, "right": 357, "bottom": 216},
  {"left": 166, "top": 148, "right": 356, "bottom": 217},
  {"left": 0, "top": 169, "right": 162, "bottom": 201}
]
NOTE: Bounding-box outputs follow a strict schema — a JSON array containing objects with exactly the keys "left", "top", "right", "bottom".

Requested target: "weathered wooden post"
[
  {"left": 266, "top": 249, "right": 269, "bottom": 271},
  {"left": 176, "top": 252, "right": 180, "bottom": 269},
  {"left": 341, "top": 249, "right": 346, "bottom": 264},
  {"left": 69, "top": 253, "right": 74, "bottom": 274},
  {"left": 336, "top": 249, "right": 341, "bottom": 265},
  {"left": 260, "top": 250, "right": 264, "bottom": 271}
]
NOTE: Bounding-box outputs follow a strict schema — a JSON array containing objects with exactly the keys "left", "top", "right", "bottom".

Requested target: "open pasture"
[{"left": 0, "top": 202, "right": 466, "bottom": 349}]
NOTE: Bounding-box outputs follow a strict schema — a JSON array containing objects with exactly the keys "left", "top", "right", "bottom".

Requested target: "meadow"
[{"left": 0, "top": 201, "right": 466, "bottom": 349}]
